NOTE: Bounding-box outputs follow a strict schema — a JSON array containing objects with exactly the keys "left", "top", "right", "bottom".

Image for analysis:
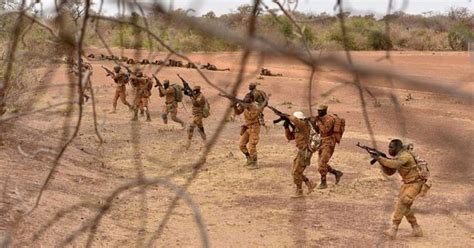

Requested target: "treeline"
[{"left": 1, "top": 4, "right": 473, "bottom": 55}]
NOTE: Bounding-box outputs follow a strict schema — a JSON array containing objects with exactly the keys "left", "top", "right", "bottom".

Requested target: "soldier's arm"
[
  {"left": 158, "top": 86, "right": 165, "bottom": 97},
  {"left": 288, "top": 116, "right": 306, "bottom": 130},
  {"left": 376, "top": 152, "right": 411, "bottom": 169},
  {"left": 285, "top": 126, "right": 295, "bottom": 141},
  {"left": 234, "top": 105, "right": 244, "bottom": 115}
]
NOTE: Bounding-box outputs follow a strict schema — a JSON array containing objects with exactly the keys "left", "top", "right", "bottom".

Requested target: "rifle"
[
  {"left": 356, "top": 142, "right": 388, "bottom": 165},
  {"left": 101, "top": 66, "right": 114, "bottom": 77},
  {"left": 218, "top": 93, "right": 249, "bottom": 107},
  {"left": 177, "top": 74, "right": 194, "bottom": 96},
  {"left": 153, "top": 75, "right": 162, "bottom": 88},
  {"left": 267, "top": 106, "right": 295, "bottom": 130}
]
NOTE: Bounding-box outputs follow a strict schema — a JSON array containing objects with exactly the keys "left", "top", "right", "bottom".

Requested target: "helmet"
[
  {"left": 293, "top": 111, "right": 306, "bottom": 119},
  {"left": 317, "top": 104, "right": 328, "bottom": 111}
]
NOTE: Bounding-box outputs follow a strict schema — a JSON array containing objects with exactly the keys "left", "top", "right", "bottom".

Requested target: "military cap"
[
  {"left": 317, "top": 104, "right": 328, "bottom": 111},
  {"left": 193, "top": 85, "right": 201, "bottom": 90},
  {"left": 249, "top": 82, "right": 257, "bottom": 87}
]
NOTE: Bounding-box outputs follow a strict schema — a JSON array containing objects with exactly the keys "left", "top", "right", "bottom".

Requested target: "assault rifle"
[
  {"left": 356, "top": 142, "right": 387, "bottom": 165},
  {"left": 267, "top": 106, "right": 295, "bottom": 130},
  {"left": 218, "top": 93, "right": 250, "bottom": 107},
  {"left": 177, "top": 74, "right": 194, "bottom": 96},
  {"left": 153, "top": 75, "right": 162, "bottom": 88},
  {"left": 101, "top": 66, "right": 114, "bottom": 77}
]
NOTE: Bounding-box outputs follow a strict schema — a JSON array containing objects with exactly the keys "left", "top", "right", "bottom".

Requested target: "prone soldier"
[
  {"left": 201, "top": 62, "right": 230, "bottom": 71},
  {"left": 314, "top": 104, "right": 344, "bottom": 189},
  {"left": 260, "top": 68, "right": 283, "bottom": 77}
]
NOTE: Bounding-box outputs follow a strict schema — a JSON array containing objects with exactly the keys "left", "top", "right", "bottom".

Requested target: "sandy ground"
[{"left": 0, "top": 50, "right": 473, "bottom": 247}]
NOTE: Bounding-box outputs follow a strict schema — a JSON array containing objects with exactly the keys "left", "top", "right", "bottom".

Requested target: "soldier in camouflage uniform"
[
  {"left": 284, "top": 111, "right": 317, "bottom": 198},
  {"left": 314, "top": 104, "right": 343, "bottom": 189},
  {"left": 110, "top": 65, "right": 133, "bottom": 113},
  {"left": 373, "top": 139, "right": 425, "bottom": 239},
  {"left": 131, "top": 72, "right": 153, "bottom": 121},
  {"left": 248, "top": 82, "right": 268, "bottom": 127},
  {"left": 185, "top": 86, "right": 207, "bottom": 148},
  {"left": 234, "top": 93, "right": 267, "bottom": 170},
  {"left": 158, "top": 80, "right": 185, "bottom": 127}
]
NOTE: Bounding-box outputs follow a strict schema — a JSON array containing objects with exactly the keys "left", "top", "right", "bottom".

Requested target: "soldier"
[
  {"left": 260, "top": 68, "right": 283, "bottom": 77},
  {"left": 283, "top": 111, "right": 317, "bottom": 197},
  {"left": 71, "top": 61, "right": 93, "bottom": 103},
  {"left": 201, "top": 62, "right": 230, "bottom": 71},
  {"left": 109, "top": 65, "right": 133, "bottom": 113},
  {"left": 234, "top": 93, "right": 267, "bottom": 170},
  {"left": 314, "top": 104, "right": 343, "bottom": 189},
  {"left": 185, "top": 62, "right": 198, "bottom": 69},
  {"left": 131, "top": 72, "right": 153, "bottom": 121},
  {"left": 372, "top": 139, "right": 425, "bottom": 239},
  {"left": 157, "top": 80, "right": 185, "bottom": 127},
  {"left": 185, "top": 86, "right": 208, "bottom": 148},
  {"left": 248, "top": 82, "right": 268, "bottom": 127}
]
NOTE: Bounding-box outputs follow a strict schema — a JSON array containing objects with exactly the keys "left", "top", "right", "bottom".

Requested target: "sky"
[{"left": 40, "top": 0, "right": 473, "bottom": 17}]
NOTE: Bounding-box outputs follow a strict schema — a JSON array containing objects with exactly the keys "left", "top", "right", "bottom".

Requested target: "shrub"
[
  {"left": 368, "top": 30, "right": 393, "bottom": 50},
  {"left": 448, "top": 24, "right": 474, "bottom": 51}
]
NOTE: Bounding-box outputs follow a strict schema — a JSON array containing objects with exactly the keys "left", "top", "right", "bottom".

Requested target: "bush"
[
  {"left": 368, "top": 30, "right": 393, "bottom": 50},
  {"left": 448, "top": 24, "right": 474, "bottom": 51}
]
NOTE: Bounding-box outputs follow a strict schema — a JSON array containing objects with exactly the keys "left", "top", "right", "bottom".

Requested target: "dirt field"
[{"left": 1, "top": 50, "right": 473, "bottom": 247}]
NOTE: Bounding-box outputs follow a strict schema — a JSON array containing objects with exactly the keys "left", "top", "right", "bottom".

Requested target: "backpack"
[
  {"left": 307, "top": 120, "right": 322, "bottom": 153},
  {"left": 331, "top": 114, "right": 345, "bottom": 144},
  {"left": 171, "top": 84, "right": 184, "bottom": 102},
  {"left": 406, "top": 144, "right": 430, "bottom": 181},
  {"left": 202, "top": 99, "right": 211, "bottom": 118}
]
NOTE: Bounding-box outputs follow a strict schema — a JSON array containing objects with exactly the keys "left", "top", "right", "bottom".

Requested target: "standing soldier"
[
  {"left": 248, "top": 82, "right": 268, "bottom": 127},
  {"left": 131, "top": 72, "right": 153, "bottom": 121},
  {"left": 233, "top": 93, "right": 267, "bottom": 170},
  {"left": 185, "top": 85, "right": 208, "bottom": 148},
  {"left": 157, "top": 80, "right": 185, "bottom": 128},
  {"left": 372, "top": 139, "right": 426, "bottom": 239},
  {"left": 314, "top": 104, "right": 344, "bottom": 189},
  {"left": 108, "top": 65, "right": 132, "bottom": 113},
  {"left": 271, "top": 108, "right": 317, "bottom": 197}
]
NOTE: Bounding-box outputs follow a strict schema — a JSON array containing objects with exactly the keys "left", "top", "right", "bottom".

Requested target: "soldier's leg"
[
  {"left": 142, "top": 98, "right": 151, "bottom": 122},
  {"left": 291, "top": 155, "right": 305, "bottom": 198},
  {"left": 187, "top": 122, "right": 196, "bottom": 140},
  {"left": 161, "top": 105, "right": 169, "bottom": 124},
  {"left": 239, "top": 130, "right": 250, "bottom": 166},
  {"left": 317, "top": 144, "right": 334, "bottom": 189},
  {"left": 169, "top": 104, "right": 185, "bottom": 128},
  {"left": 112, "top": 89, "right": 120, "bottom": 112},
  {"left": 402, "top": 183, "right": 424, "bottom": 236},
  {"left": 247, "top": 125, "right": 260, "bottom": 169},
  {"left": 196, "top": 116, "right": 206, "bottom": 141},
  {"left": 119, "top": 90, "right": 132, "bottom": 109},
  {"left": 325, "top": 144, "right": 343, "bottom": 184}
]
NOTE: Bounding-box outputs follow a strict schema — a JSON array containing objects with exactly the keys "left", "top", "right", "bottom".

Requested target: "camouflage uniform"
[
  {"left": 188, "top": 87, "right": 207, "bottom": 141},
  {"left": 158, "top": 83, "right": 185, "bottom": 127},
  {"left": 314, "top": 104, "right": 343, "bottom": 189},
  {"left": 376, "top": 147, "right": 424, "bottom": 238},
  {"left": 131, "top": 74, "right": 153, "bottom": 121},
  {"left": 234, "top": 103, "right": 262, "bottom": 169},
  {"left": 112, "top": 70, "right": 132, "bottom": 112},
  {"left": 285, "top": 115, "right": 316, "bottom": 196},
  {"left": 249, "top": 83, "right": 268, "bottom": 126}
]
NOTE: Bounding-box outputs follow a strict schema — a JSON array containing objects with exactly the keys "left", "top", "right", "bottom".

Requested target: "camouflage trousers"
[
  {"left": 292, "top": 148, "right": 313, "bottom": 189},
  {"left": 161, "top": 102, "right": 183, "bottom": 125},
  {"left": 317, "top": 138, "right": 336, "bottom": 176},
  {"left": 239, "top": 124, "right": 260, "bottom": 160},
  {"left": 113, "top": 85, "right": 130, "bottom": 109},
  {"left": 188, "top": 114, "right": 206, "bottom": 140},
  {"left": 392, "top": 182, "right": 423, "bottom": 225}
]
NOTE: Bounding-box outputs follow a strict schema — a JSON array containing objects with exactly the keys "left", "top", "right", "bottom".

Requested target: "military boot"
[
  {"left": 411, "top": 223, "right": 423, "bottom": 237},
  {"left": 243, "top": 152, "right": 251, "bottom": 166},
  {"left": 317, "top": 176, "right": 327, "bottom": 189},
  {"left": 305, "top": 180, "right": 317, "bottom": 195},
  {"left": 333, "top": 170, "right": 343, "bottom": 185},
  {"left": 291, "top": 188, "right": 304, "bottom": 198},
  {"left": 146, "top": 111, "right": 151, "bottom": 122},
  {"left": 131, "top": 110, "right": 139, "bottom": 121},
  {"left": 383, "top": 224, "right": 398, "bottom": 239},
  {"left": 247, "top": 156, "right": 259, "bottom": 170}
]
